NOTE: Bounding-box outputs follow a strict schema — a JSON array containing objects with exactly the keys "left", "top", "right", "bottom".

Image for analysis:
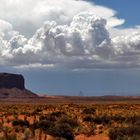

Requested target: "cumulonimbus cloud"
[
  {"left": 0, "top": 0, "right": 124, "bottom": 37},
  {"left": 0, "top": 0, "right": 140, "bottom": 70}
]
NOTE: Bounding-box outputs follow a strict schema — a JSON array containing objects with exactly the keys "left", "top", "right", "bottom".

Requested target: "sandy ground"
[{"left": 75, "top": 134, "right": 109, "bottom": 140}]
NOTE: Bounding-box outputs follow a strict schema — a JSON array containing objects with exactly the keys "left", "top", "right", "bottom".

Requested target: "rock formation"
[
  {"left": 0, "top": 73, "right": 25, "bottom": 89},
  {"left": 0, "top": 73, "right": 38, "bottom": 98}
]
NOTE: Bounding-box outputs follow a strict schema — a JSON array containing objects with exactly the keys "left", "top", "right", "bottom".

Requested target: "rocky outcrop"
[
  {"left": 0, "top": 73, "right": 25, "bottom": 89},
  {"left": 0, "top": 73, "right": 38, "bottom": 98}
]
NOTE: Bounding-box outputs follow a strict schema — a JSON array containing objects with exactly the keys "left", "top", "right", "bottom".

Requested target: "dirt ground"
[{"left": 75, "top": 134, "right": 109, "bottom": 140}]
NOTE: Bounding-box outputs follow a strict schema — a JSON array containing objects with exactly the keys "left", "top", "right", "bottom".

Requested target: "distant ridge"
[{"left": 41, "top": 94, "right": 140, "bottom": 101}]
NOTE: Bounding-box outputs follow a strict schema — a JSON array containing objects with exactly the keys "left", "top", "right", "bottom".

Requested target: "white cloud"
[
  {"left": 0, "top": 11, "right": 113, "bottom": 68},
  {"left": 0, "top": 0, "right": 124, "bottom": 37},
  {"left": 0, "top": 0, "right": 140, "bottom": 70}
]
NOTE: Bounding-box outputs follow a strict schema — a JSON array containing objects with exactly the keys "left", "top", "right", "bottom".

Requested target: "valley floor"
[{"left": 0, "top": 97, "right": 140, "bottom": 140}]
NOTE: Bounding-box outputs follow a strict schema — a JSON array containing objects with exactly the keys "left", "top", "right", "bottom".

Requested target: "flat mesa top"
[{"left": 0, "top": 73, "right": 22, "bottom": 76}]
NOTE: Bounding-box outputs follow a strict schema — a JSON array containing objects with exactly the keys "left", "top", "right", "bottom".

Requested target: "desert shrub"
[
  {"left": 38, "top": 120, "right": 54, "bottom": 132},
  {"left": 57, "top": 116, "right": 79, "bottom": 129},
  {"left": 82, "top": 108, "right": 96, "bottom": 114},
  {"left": 125, "top": 116, "right": 140, "bottom": 124},
  {"left": 83, "top": 116, "right": 94, "bottom": 122},
  {"left": 109, "top": 128, "right": 125, "bottom": 140},
  {"left": 6, "top": 134, "right": 17, "bottom": 140},
  {"left": 83, "top": 115, "right": 110, "bottom": 124},
  {"left": 110, "top": 115, "right": 126, "bottom": 123},
  {"left": 38, "top": 114, "right": 78, "bottom": 139},
  {"left": 130, "top": 135, "right": 140, "bottom": 140},
  {"left": 0, "top": 136, "right": 17, "bottom": 140},
  {"left": 20, "top": 111, "right": 30, "bottom": 115},
  {"left": 31, "top": 109, "right": 42, "bottom": 115},
  {"left": 109, "top": 126, "right": 140, "bottom": 140},
  {"left": 116, "top": 135, "right": 128, "bottom": 140},
  {"left": 12, "top": 120, "right": 20, "bottom": 126},
  {"left": 49, "top": 123, "right": 74, "bottom": 140},
  {"left": 99, "top": 116, "right": 110, "bottom": 124},
  {"left": 49, "top": 111, "right": 66, "bottom": 118},
  {"left": 39, "top": 115, "right": 56, "bottom": 122},
  {"left": 35, "top": 108, "right": 42, "bottom": 113},
  {"left": 30, "top": 121, "right": 39, "bottom": 130},
  {"left": 20, "top": 128, "right": 32, "bottom": 140},
  {"left": 92, "top": 117, "right": 103, "bottom": 124},
  {"left": 12, "top": 120, "right": 29, "bottom": 127},
  {"left": 14, "top": 127, "right": 20, "bottom": 133},
  {"left": 30, "top": 108, "right": 42, "bottom": 115}
]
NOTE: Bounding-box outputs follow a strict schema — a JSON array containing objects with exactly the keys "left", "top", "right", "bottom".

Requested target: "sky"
[
  {"left": 0, "top": 0, "right": 140, "bottom": 96},
  {"left": 88, "top": 0, "right": 140, "bottom": 28}
]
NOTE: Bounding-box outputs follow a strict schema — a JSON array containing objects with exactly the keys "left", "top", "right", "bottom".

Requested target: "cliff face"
[
  {"left": 0, "top": 73, "right": 38, "bottom": 98},
  {"left": 0, "top": 73, "right": 25, "bottom": 89}
]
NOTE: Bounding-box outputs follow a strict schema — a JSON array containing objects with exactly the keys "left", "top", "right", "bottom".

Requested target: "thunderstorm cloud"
[{"left": 0, "top": 0, "right": 140, "bottom": 70}]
